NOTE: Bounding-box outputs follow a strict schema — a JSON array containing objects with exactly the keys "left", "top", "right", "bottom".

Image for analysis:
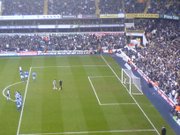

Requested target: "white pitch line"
[
  {"left": 88, "top": 76, "right": 102, "bottom": 105},
  {"left": 100, "top": 55, "right": 160, "bottom": 135},
  {"left": 19, "top": 129, "right": 156, "bottom": 135},
  {"left": 132, "top": 93, "right": 144, "bottom": 95},
  {"left": 2, "top": 81, "right": 24, "bottom": 102},
  {"left": 16, "top": 67, "right": 32, "bottom": 135},
  {"left": 32, "top": 65, "right": 107, "bottom": 69}
]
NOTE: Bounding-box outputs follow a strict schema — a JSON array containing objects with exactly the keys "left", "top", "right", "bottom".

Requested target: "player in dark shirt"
[
  {"left": 59, "top": 80, "right": 63, "bottom": 90},
  {"left": 161, "top": 126, "right": 166, "bottom": 135}
]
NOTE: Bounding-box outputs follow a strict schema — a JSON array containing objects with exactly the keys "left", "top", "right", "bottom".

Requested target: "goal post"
[{"left": 121, "top": 69, "right": 143, "bottom": 95}]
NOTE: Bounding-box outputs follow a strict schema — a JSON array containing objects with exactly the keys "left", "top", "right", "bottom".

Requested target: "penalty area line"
[
  {"left": 19, "top": 129, "right": 156, "bottom": 135},
  {"left": 88, "top": 76, "right": 102, "bottom": 105}
]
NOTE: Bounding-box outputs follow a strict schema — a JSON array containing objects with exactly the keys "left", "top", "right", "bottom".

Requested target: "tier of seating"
[
  {"left": 123, "top": 19, "right": 180, "bottom": 104},
  {"left": 0, "top": 0, "right": 179, "bottom": 15},
  {"left": 0, "top": 33, "right": 125, "bottom": 51}
]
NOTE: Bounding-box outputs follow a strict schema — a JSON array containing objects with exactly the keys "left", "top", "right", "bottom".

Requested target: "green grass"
[{"left": 0, "top": 55, "right": 176, "bottom": 135}]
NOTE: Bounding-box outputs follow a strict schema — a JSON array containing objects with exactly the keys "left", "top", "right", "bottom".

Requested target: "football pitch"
[{"left": 0, "top": 55, "right": 175, "bottom": 135}]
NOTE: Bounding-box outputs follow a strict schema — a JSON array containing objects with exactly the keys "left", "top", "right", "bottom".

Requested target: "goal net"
[{"left": 121, "top": 69, "right": 143, "bottom": 95}]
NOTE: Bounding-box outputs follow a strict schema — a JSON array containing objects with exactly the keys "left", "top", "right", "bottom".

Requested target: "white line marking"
[
  {"left": 88, "top": 76, "right": 102, "bottom": 105},
  {"left": 132, "top": 93, "right": 144, "bottom": 95},
  {"left": 16, "top": 67, "right": 32, "bottom": 135},
  {"left": 32, "top": 65, "right": 107, "bottom": 69},
  {"left": 19, "top": 129, "right": 156, "bottom": 135},
  {"left": 2, "top": 81, "right": 24, "bottom": 102},
  {"left": 100, "top": 55, "right": 160, "bottom": 135}
]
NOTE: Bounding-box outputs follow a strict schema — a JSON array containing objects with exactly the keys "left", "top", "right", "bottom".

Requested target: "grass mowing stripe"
[
  {"left": 16, "top": 67, "right": 32, "bottom": 135},
  {"left": 100, "top": 55, "right": 160, "bottom": 135},
  {"left": 88, "top": 76, "right": 114, "bottom": 78},
  {"left": 60, "top": 66, "right": 88, "bottom": 132},
  {"left": 32, "top": 65, "right": 107, "bottom": 69},
  {"left": 101, "top": 103, "right": 136, "bottom": 106}
]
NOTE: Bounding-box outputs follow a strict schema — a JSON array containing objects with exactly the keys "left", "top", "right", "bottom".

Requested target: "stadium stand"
[
  {"left": 48, "top": 0, "right": 96, "bottom": 15},
  {"left": 99, "top": 0, "right": 124, "bottom": 14},
  {"left": 147, "top": 0, "right": 180, "bottom": 15},
  {"left": 0, "top": 33, "right": 125, "bottom": 52},
  {"left": 124, "top": 0, "right": 147, "bottom": 13},
  {"left": 0, "top": 0, "right": 179, "bottom": 15},
  {"left": 124, "top": 0, "right": 179, "bottom": 15},
  {"left": 2, "top": 0, "right": 44, "bottom": 15},
  {"left": 123, "top": 19, "right": 180, "bottom": 105}
]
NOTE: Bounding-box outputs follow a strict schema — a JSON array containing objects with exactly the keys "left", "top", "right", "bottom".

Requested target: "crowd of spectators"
[
  {"left": 0, "top": 33, "right": 125, "bottom": 52},
  {"left": 123, "top": 19, "right": 180, "bottom": 105},
  {"left": 48, "top": 0, "right": 96, "bottom": 15},
  {"left": 126, "top": 19, "right": 154, "bottom": 31},
  {"left": 124, "top": 0, "right": 146, "bottom": 13},
  {"left": 0, "top": 0, "right": 179, "bottom": 16},
  {"left": 147, "top": 0, "right": 180, "bottom": 16},
  {"left": 124, "top": 0, "right": 179, "bottom": 15},
  {"left": 2, "top": 0, "right": 44, "bottom": 15},
  {"left": 99, "top": 0, "right": 124, "bottom": 14}
]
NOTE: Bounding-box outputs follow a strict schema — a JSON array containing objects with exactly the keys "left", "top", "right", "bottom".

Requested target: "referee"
[{"left": 59, "top": 80, "right": 63, "bottom": 90}]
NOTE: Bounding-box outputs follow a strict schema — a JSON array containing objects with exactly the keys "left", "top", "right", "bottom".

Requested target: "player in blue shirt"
[
  {"left": 16, "top": 100, "right": 22, "bottom": 111},
  {"left": 24, "top": 71, "right": 29, "bottom": 80},
  {"left": 15, "top": 91, "right": 22, "bottom": 111}
]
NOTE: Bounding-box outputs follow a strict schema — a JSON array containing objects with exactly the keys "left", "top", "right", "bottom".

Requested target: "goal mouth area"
[{"left": 121, "top": 68, "right": 143, "bottom": 95}]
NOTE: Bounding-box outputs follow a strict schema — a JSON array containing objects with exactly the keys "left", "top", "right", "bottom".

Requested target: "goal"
[{"left": 121, "top": 69, "right": 143, "bottom": 95}]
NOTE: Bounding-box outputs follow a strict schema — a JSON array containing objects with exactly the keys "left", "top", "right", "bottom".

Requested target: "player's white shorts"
[{"left": 20, "top": 75, "right": 24, "bottom": 80}]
